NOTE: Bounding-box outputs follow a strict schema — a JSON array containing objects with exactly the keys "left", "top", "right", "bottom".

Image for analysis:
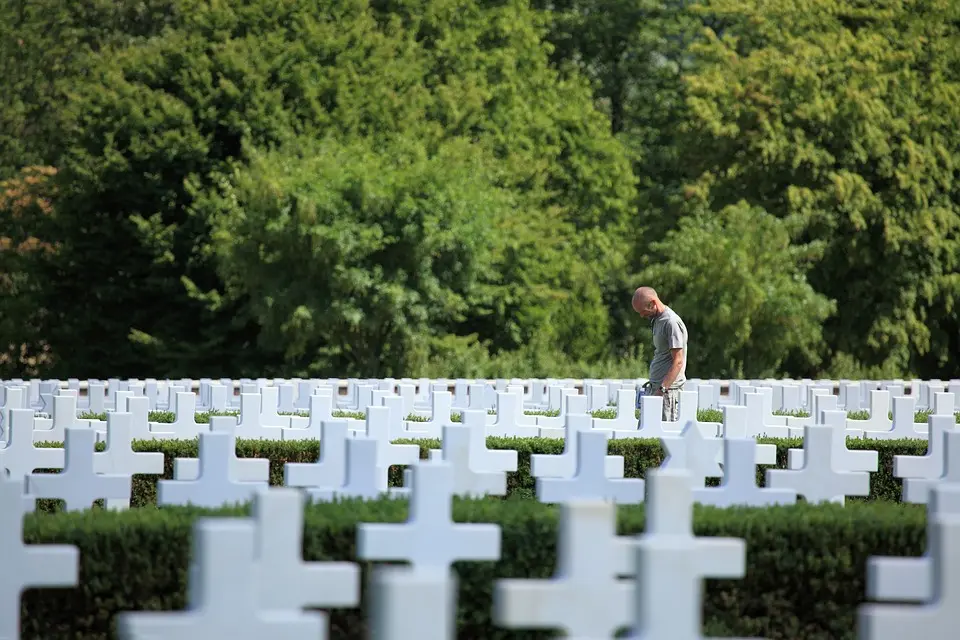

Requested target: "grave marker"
[
  {"left": 858, "top": 487, "right": 960, "bottom": 639},
  {"left": 158, "top": 430, "right": 267, "bottom": 508},
  {"left": 358, "top": 461, "right": 501, "bottom": 573},
  {"left": 628, "top": 468, "right": 747, "bottom": 640},
  {"left": 0, "top": 477, "right": 79, "bottom": 639},
  {"left": 27, "top": 427, "right": 131, "bottom": 512},
  {"left": 766, "top": 424, "right": 871, "bottom": 505},
  {"left": 0, "top": 408, "right": 65, "bottom": 481},
  {"left": 252, "top": 488, "right": 360, "bottom": 615},
  {"left": 537, "top": 430, "right": 645, "bottom": 505},
  {"left": 284, "top": 420, "right": 348, "bottom": 490},
  {"left": 659, "top": 420, "right": 723, "bottom": 488},
  {"left": 493, "top": 501, "right": 632, "bottom": 638},
  {"left": 116, "top": 519, "right": 324, "bottom": 640},
  {"left": 693, "top": 437, "right": 796, "bottom": 508}
]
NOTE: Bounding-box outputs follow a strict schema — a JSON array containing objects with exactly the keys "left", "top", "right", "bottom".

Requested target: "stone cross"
[
  {"left": 788, "top": 409, "right": 878, "bottom": 473},
  {"left": 368, "top": 565, "right": 458, "bottom": 639},
  {"left": 309, "top": 436, "right": 403, "bottom": 502},
  {"left": 719, "top": 405, "right": 776, "bottom": 464},
  {"left": 283, "top": 393, "right": 333, "bottom": 441},
  {"left": 0, "top": 408, "right": 65, "bottom": 481},
  {"left": 435, "top": 422, "right": 508, "bottom": 498},
  {"left": 627, "top": 468, "right": 747, "bottom": 640},
  {"left": 174, "top": 417, "right": 270, "bottom": 483},
  {"left": 858, "top": 486, "right": 960, "bottom": 639},
  {"left": 364, "top": 406, "right": 420, "bottom": 469},
  {"left": 0, "top": 476, "right": 79, "bottom": 639},
  {"left": 116, "top": 519, "right": 325, "bottom": 639},
  {"left": 867, "top": 396, "right": 926, "bottom": 441},
  {"left": 27, "top": 427, "right": 132, "bottom": 512},
  {"left": 693, "top": 437, "right": 797, "bottom": 508},
  {"left": 284, "top": 420, "right": 348, "bottom": 490},
  {"left": 493, "top": 500, "right": 632, "bottom": 638},
  {"left": 537, "top": 430, "right": 645, "bottom": 505},
  {"left": 169, "top": 391, "right": 207, "bottom": 438},
  {"left": 252, "top": 488, "right": 360, "bottom": 622},
  {"left": 903, "top": 423, "right": 960, "bottom": 508},
  {"left": 895, "top": 415, "right": 957, "bottom": 482},
  {"left": 235, "top": 392, "right": 284, "bottom": 439},
  {"left": 531, "top": 412, "right": 624, "bottom": 480},
  {"left": 93, "top": 411, "right": 165, "bottom": 510},
  {"left": 357, "top": 460, "right": 501, "bottom": 574},
  {"left": 158, "top": 430, "right": 268, "bottom": 508},
  {"left": 766, "top": 424, "right": 871, "bottom": 504}
]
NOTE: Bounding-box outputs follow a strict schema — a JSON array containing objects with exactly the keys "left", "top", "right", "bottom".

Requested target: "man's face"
[{"left": 633, "top": 296, "right": 656, "bottom": 318}]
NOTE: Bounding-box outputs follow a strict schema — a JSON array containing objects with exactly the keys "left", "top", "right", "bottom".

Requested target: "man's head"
[{"left": 632, "top": 286, "right": 664, "bottom": 318}]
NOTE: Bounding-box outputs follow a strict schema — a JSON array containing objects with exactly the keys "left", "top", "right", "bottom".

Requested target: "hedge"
[
  {"left": 33, "top": 435, "right": 929, "bottom": 513},
  {"left": 20, "top": 497, "right": 927, "bottom": 639}
]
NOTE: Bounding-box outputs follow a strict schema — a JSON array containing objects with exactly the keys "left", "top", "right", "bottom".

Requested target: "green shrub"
[
  {"left": 20, "top": 498, "right": 928, "bottom": 639},
  {"left": 30, "top": 434, "right": 929, "bottom": 512}
]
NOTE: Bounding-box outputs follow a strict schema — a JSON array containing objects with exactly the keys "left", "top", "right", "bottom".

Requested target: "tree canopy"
[{"left": 1, "top": 0, "right": 957, "bottom": 379}]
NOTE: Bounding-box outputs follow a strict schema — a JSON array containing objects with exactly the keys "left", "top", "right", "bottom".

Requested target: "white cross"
[
  {"left": 173, "top": 416, "right": 269, "bottom": 483},
  {"left": 158, "top": 430, "right": 267, "bottom": 508},
  {"left": 438, "top": 422, "right": 507, "bottom": 498},
  {"left": 904, "top": 422, "right": 960, "bottom": 506},
  {"left": 284, "top": 420, "right": 348, "bottom": 489},
  {"left": 357, "top": 460, "right": 501, "bottom": 574},
  {"left": 93, "top": 412, "right": 165, "bottom": 509},
  {"left": 896, "top": 415, "right": 958, "bottom": 481},
  {"left": 115, "top": 519, "right": 324, "bottom": 639},
  {"left": 859, "top": 487, "right": 960, "bottom": 639},
  {"left": 537, "top": 430, "right": 645, "bottom": 504},
  {"left": 0, "top": 408, "right": 65, "bottom": 480},
  {"left": 310, "top": 436, "right": 403, "bottom": 502},
  {"left": 0, "top": 476, "right": 78, "bottom": 639},
  {"left": 27, "top": 427, "right": 131, "bottom": 512},
  {"left": 693, "top": 437, "right": 796, "bottom": 508},
  {"left": 628, "top": 468, "right": 746, "bottom": 640},
  {"left": 252, "top": 488, "right": 360, "bottom": 629},
  {"left": 493, "top": 500, "right": 632, "bottom": 638},
  {"left": 766, "top": 424, "right": 870, "bottom": 504}
]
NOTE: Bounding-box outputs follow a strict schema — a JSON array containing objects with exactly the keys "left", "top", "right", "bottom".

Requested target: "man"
[{"left": 632, "top": 286, "right": 688, "bottom": 422}]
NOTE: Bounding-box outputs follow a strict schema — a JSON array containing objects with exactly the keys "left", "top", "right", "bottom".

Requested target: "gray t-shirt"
[{"left": 647, "top": 306, "right": 688, "bottom": 388}]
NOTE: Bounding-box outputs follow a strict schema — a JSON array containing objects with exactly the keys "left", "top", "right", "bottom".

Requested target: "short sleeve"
[{"left": 667, "top": 319, "right": 685, "bottom": 349}]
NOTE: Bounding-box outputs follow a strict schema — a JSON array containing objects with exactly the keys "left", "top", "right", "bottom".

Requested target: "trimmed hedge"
[
  {"left": 20, "top": 497, "right": 927, "bottom": 639},
  {"left": 33, "top": 435, "right": 929, "bottom": 512}
]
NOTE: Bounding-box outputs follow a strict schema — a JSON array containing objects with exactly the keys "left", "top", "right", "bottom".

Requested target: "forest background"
[{"left": 1, "top": 0, "right": 958, "bottom": 381}]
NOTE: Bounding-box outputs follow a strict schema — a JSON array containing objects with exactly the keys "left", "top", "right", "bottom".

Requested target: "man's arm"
[{"left": 659, "top": 348, "right": 684, "bottom": 390}]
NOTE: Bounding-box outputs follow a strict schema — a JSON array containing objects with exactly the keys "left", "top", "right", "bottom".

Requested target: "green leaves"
[
  {"left": 678, "top": 0, "right": 960, "bottom": 377},
  {"left": 638, "top": 201, "right": 835, "bottom": 378},
  {"left": 203, "top": 135, "right": 513, "bottom": 376}
]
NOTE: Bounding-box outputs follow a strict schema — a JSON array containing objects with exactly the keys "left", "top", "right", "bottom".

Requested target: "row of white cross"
[
  {"left": 1, "top": 376, "right": 960, "bottom": 639},
  {"left": 2, "top": 395, "right": 959, "bottom": 516},
  {"left": 4, "top": 374, "right": 960, "bottom": 409},
  {"left": 5, "top": 457, "right": 959, "bottom": 639}
]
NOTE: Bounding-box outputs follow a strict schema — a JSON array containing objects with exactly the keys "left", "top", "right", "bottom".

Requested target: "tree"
[
  {"left": 31, "top": 0, "right": 636, "bottom": 376},
  {"left": 677, "top": 0, "right": 960, "bottom": 377},
  {"left": 636, "top": 201, "right": 835, "bottom": 378},
  {"left": 0, "top": 166, "right": 57, "bottom": 376}
]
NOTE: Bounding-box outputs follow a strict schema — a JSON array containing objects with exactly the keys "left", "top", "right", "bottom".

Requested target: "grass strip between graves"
[
  {"left": 21, "top": 497, "right": 926, "bottom": 640},
  {"left": 32, "top": 435, "right": 928, "bottom": 512}
]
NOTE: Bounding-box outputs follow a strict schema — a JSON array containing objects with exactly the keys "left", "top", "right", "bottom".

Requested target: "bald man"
[{"left": 632, "top": 287, "right": 688, "bottom": 422}]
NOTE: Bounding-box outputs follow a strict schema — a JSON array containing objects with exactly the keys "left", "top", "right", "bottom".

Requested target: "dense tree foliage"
[{"left": 1, "top": 0, "right": 957, "bottom": 379}]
